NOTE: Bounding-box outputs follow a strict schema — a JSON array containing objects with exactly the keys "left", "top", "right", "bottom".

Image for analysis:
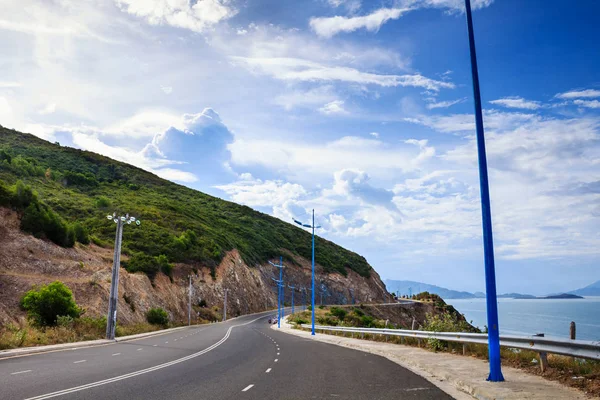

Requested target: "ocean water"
[{"left": 447, "top": 297, "right": 600, "bottom": 341}]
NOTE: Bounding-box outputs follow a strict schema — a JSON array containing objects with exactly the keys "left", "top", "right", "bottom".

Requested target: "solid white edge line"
[
  {"left": 242, "top": 384, "right": 254, "bottom": 392},
  {"left": 24, "top": 315, "right": 267, "bottom": 400},
  {"left": 11, "top": 370, "right": 32, "bottom": 375}
]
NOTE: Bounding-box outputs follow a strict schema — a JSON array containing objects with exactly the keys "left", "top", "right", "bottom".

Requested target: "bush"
[
  {"left": 124, "top": 253, "right": 173, "bottom": 280},
  {"left": 329, "top": 306, "right": 347, "bottom": 321},
  {"left": 73, "top": 222, "right": 90, "bottom": 245},
  {"left": 20, "top": 281, "right": 82, "bottom": 326},
  {"left": 95, "top": 196, "right": 111, "bottom": 208},
  {"left": 146, "top": 308, "right": 169, "bottom": 325}
]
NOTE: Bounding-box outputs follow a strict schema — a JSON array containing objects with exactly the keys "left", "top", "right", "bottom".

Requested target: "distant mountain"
[
  {"left": 568, "top": 280, "right": 600, "bottom": 297},
  {"left": 384, "top": 280, "right": 478, "bottom": 299}
]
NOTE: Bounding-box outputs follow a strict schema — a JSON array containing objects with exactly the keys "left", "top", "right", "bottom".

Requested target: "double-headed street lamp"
[
  {"left": 271, "top": 277, "right": 283, "bottom": 328},
  {"left": 105, "top": 213, "right": 140, "bottom": 340},
  {"left": 269, "top": 256, "right": 285, "bottom": 328},
  {"left": 293, "top": 209, "right": 321, "bottom": 336}
]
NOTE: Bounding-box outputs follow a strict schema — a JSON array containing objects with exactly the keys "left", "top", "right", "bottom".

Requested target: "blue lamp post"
[
  {"left": 293, "top": 209, "right": 321, "bottom": 336},
  {"left": 288, "top": 285, "right": 295, "bottom": 315},
  {"left": 269, "top": 256, "right": 285, "bottom": 329},
  {"left": 464, "top": 0, "right": 504, "bottom": 382}
]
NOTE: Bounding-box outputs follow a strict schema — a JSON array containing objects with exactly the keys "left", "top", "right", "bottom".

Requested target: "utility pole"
[
  {"left": 188, "top": 275, "right": 192, "bottom": 326},
  {"left": 223, "top": 289, "right": 229, "bottom": 322},
  {"left": 269, "top": 257, "right": 285, "bottom": 328},
  {"left": 105, "top": 213, "right": 140, "bottom": 340},
  {"left": 464, "top": 0, "right": 504, "bottom": 382}
]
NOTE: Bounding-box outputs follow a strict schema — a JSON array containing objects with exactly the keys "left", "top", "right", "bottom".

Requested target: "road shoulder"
[{"left": 273, "top": 320, "right": 588, "bottom": 400}]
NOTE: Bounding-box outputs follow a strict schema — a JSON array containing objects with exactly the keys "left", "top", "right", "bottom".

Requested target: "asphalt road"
[{"left": 0, "top": 310, "right": 453, "bottom": 400}]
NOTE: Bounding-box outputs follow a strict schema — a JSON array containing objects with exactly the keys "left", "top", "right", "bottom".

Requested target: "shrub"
[
  {"left": 197, "top": 299, "right": 207, "bottom": 308},
  {"left": 20, "top": 201, "right": 75, "bottom": 247},
  {"left": 146, "top": 308, "right": 169, "bottom": 325},
  {"left": 95, "top": 196, "right": 111, "bottom": 208},
  {"left": 329, "top": 306, "right": 347, "bottom": 321},
  {"left": 20, "top": 281, "right": 82, "bottom": 326},
  {"left": 124, "top": 253, "right": 173, "bottom": 280},
  {"left": 73, "top": 222, "right": 90, "bottom": 245}
]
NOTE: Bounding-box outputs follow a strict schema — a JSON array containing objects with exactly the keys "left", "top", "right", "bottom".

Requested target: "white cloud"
[
  {"left": 327, "top": 0, "right": 362, "bottom": 13},
  {"left": 369, "top": 132, "right": 380, "bottom": 138},
  {"left": 274, "top": 85, "right": 339, "bottom": 110},
  {"left": 38, "top": 103, "right": 57, "bottom": 115},
  {"left": 555, "top": 89, "right": 600, "bottom": 99},
  {"left": 310, "top": 8, "right": 411, "bottom": 38},
  {"left": 161, "top": 86, "right": 173, "bottom": 95},
  {"left": 115, "top": 0, "right": 236, "bottom": 33},
  {"left": 0, "top": 82, "right": 21, "bottom": 88},
  {"left": 215, "top": 178, "right": 306, "bottom": 207},
  {"left": 574, "top": 99, "right": 600, "bottom": 109},
  {"left": 231, "top": 57, "right": 454, "bottom": 91},
  {"left": 319, "top": 100, "right": 348, "bottom": 115},
  {"left": 489, "top": 96, "right": 541, "bottom": 110},
  {"left": 426, "top": 98, "right": 464, "bottom": 109},
  {"left": 310, "top": 0, "right": 494, "bottom": 38}
]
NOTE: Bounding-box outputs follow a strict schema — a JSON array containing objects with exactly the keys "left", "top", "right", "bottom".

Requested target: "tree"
[{"left": 20, "top": 281, "right": 82, "bottom": 326}]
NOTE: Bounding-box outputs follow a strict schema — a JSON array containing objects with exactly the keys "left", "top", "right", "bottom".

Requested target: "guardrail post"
[
  {"left": 539, "top": 352, "right": 549, "bottom": 373},
  {"left": 570, "top": 322, "right": 576, "bottom": 340},
  {"left": 534, "top": 333, "right": 549, "bottom": 373},
  {"left": 463, "top": 343, "right": 467, "bottom": 356}
]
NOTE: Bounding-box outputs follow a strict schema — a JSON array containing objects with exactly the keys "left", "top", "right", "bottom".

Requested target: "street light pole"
[
  {"left": 293, "top": 210, "right": 321, "bottom": 336},
  {"left": 464, "top": 0, "right": 504, "bottom": 382},
  {"left": 269, "top": 257, "right": 285, "bottom": 328},
  {"left": 105, "top": 213, "right": 140, "bottom": 340},
  {"left": 223, "top": 289, "right": 229, "bottom": 322},
  {"left": 288, "top": 285, "right": 295, "bottom": 315}
]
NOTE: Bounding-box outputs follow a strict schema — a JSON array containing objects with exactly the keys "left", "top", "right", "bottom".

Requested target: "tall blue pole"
[
  {"left": 290, "top": 286, "right": 294, "bottom": 314},
  {"left": 311, "top": 209, "right": 316, "bottom": 335},
  {"left": 464, "top": 0, "right": 504, "bottom": 382},
  {"left": 278, "top": 256, "right": 283, "bottom": 328}
]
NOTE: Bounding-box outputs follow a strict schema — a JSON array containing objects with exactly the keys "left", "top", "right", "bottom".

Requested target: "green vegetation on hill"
[{"left": 0, "top": 127, "right": 371, "bottom": 278}]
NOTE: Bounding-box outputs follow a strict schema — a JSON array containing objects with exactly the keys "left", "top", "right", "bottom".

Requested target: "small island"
[{"left": 542, "top": 293, "right": 584, "bottom": 299}]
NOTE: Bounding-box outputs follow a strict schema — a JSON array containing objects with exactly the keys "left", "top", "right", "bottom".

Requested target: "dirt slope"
[{"left": 0, "top": 207, "right": 389, "bottom": 326}]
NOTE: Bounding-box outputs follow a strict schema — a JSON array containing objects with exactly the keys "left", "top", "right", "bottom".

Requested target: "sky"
[{"left": 1, "top": 0, "right": 599, "bottom": 295}]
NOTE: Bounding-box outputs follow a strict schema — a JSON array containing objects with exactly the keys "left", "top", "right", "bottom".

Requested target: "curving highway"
[{"left": 0, "top": 310, "right": 452, "bottom": 400}]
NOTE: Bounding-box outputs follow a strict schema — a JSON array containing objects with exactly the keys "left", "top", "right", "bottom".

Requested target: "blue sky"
[{"left": 1, "top": 0, "right": 599, "bottom": 295}]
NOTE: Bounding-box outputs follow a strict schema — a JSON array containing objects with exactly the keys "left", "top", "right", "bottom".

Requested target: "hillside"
[
  {"left": 384, "top": 279, "right": 479, "bottom": 299},
  {"left": 0, "top": 126, "right": 390, "bottom": 327},
  {"left": 0, "top": 127, "right": 371, "bottom": 277}
]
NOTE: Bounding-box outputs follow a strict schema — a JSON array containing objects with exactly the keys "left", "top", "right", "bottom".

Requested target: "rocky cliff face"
[{"left": 0, "top": 208, "right": 390, "bottom": 326}]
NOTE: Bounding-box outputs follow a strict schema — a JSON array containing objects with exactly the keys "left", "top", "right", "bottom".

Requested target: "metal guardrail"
[{"left": 301, "top": 324, "right": 600, "bottom": 361}]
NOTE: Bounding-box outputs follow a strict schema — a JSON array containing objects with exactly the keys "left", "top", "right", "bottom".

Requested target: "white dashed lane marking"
[
  {"left": 242, "top": 384, "right": 254, "bottom": 392},
  {"left": 112, "top": 353, "right": 120, "bottom": 356},
  {"left": 11, "top": 370, "right": 32, "bottom": 375},
  {"left": 274, "top": 359, "right": 278, "bottom": 362},
  {"left": 73, "top": 360, "right": 86, "bottom": 364},
  {"left": 265, "top": 368, "right": 271, "bottom": 373}
]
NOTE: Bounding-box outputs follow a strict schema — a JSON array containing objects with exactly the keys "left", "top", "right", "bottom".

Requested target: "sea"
[{"left": 446, "top": 297, "right": 600, "bottom": 341}]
